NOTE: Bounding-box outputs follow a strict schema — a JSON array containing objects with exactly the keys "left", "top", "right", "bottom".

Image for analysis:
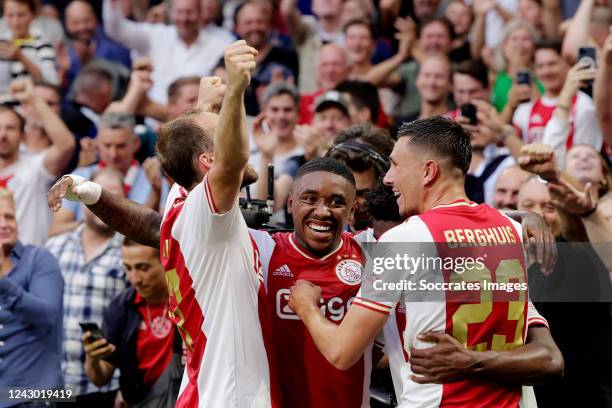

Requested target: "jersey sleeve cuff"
[
  {"left": 527, "top": 317, "right": 549, "bottom": 328},
  {"left": 352, "top": 297, "right": 392, "bottom": 315}
]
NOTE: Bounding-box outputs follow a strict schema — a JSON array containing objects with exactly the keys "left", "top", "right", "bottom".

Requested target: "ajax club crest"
[{"left": 335, "top": 259, "right": 362, "bottom": 285}]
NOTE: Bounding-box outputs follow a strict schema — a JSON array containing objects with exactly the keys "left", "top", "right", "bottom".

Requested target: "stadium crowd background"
[{"left": 0, "top": 0, "right": 611, "bottom": 406}]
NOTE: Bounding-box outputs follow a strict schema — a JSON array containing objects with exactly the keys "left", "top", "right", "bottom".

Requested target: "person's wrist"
[
  {"left": 469, "top": 349, "right": 497, "bottom": 377},
  {"left": 498, "top": 124, "right": 515, "bottom": 142},
  {"left": 225, "top": 82, "right": 246, "bottom": 98},
  {"left": 579, "top": 201, "right": 597, "bottom": 218},
  {"left": 540, "top": 167, "right": 560, "bottom": 182}
]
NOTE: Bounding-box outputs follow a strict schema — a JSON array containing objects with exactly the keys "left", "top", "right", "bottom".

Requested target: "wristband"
[
  {"left": 579, "top": 202, "right": 597, "bottom": 218},
  {"left": 63, "top": 175, "right": 102, "bottom": 205},
  {"left": 557, "top": 104, "right": 570, "bottom": 111}
]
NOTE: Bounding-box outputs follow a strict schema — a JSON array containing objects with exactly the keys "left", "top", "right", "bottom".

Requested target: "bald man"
[
  {"left": 299, "top": 43, "right": 351, "bottom": 123},
  {"left": 63, "top": 0, "right": 131, "bottom": 87},
  {"left": 494, "top": 166, "right": 530, "bottom": 210}
]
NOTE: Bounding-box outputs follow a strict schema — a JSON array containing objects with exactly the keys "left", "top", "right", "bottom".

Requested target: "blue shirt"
[
  {"left": 0, "top": 241, "right": 64, "bottom": 406},
  {"left": 67, "top": 26, "right": 131, "bottom": 87}
]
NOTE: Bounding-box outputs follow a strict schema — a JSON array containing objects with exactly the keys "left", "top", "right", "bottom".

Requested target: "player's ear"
[
  {"left": 198, "top": 153, "right": 213, "bottom": 170},
  {"left": 423, "top": 160, "right": 439, "bottom": 186},
  {"left": 348, "top": 199, "right": 357, "bottom": 223},
  {"left": 287, "top": 192, "right": 293, "bottom": 213}
]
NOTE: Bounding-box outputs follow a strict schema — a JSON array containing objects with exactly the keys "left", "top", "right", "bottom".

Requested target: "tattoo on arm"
[{"left": 88, "top": 190, "right": 162, "bottom": 248}]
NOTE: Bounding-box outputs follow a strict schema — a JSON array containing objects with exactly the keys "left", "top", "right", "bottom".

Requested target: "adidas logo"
[{"left": 272, "top": 264, "right": 293, "bottom": 277}]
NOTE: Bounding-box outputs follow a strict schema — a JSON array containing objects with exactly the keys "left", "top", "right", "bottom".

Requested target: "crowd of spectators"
[{"left": 0, "top": 0, "right": 611, "bottom": 407}]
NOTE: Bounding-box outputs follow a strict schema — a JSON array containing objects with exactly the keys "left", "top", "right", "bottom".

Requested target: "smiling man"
[{"left": 289, "top": 116, "right": 563, "bottom": 407}]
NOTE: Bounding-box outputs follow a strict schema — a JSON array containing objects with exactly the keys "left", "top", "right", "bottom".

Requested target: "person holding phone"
[
  {"left": 45, "top": 169, "right": 128, "bottom": 406},
  {"left": 512, "top": 40, "right": 603, "bottom": 166},
  {"left": 82, "top": 239, "right": 183, "bottom": 408}
]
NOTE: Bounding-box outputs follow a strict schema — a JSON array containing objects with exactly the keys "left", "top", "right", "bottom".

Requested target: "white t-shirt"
[
  {"left": 0, "top": 151, "right": 55, "bottom": 245},
  {"left": 160, "top": 179, "right": 275, "bottom": 408},
  {"left": 103, "top": 0, "right": 235, "bottom": 104},
  {"left": 513, "top": 92, "right": 603, "bottom": 147}
]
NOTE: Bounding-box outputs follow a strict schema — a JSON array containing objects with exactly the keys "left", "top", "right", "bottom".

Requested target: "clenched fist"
[
  {"left": 518, "top": 143, "right": 559, "bottom": 181},
  {"left": 224, "top": 40, "right": 258, "bottom": 92},
  {"left": 9, "top": 77, "right": 36, "bottom": 104},
  {"left": 197, "top": 76, "right": 226, "bottom": 114}
]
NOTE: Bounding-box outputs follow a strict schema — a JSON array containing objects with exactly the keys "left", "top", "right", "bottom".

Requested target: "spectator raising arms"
[{"left": 103, "top": 0, "right": 235, "bottom": 105}]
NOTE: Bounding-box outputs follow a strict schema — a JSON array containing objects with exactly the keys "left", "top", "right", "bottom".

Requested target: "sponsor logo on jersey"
[
  {"left": 276, "top": 288, "right": 355, "bottom": 321},
  {"left": 335, "top": 259, "right": 362, "bottom": 285},
  {"left": 272, "top": 264, "right": 294, "bottom": 277}
]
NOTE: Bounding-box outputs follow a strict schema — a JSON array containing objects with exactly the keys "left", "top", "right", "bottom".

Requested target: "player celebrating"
[
  {"left": 156, "top": 41, "right": 285, "bottom": 407},
  {"left": 289, "top": 116, "right": 564, "bottom": 407},
  {"left": 49, "top": 108, "right": 560, "bottom": 407},
  {"left": 58, "top": 40, "right": 280, "bottom": 408}
]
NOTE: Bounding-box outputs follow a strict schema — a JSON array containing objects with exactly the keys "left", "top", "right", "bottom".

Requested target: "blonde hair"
[
  {"left": 496, "top": 19, "right": 540, "bottom": 72},
  {"left": 0, "top": 188, "right": 15, "bottom": 205}
]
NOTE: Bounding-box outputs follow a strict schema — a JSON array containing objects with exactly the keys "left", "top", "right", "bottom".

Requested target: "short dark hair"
[
  {"left": 4, "top": 0, "right": 36, "bottom": 12},
  {"left": 365, "top": 179, "right": 402, "bottom": 222},
  {"left": 122, "top": 237, "right": 161, "bottom": 257},
  {"left": 156, "top": 111, "right": 214, "bottom": 189},
  {"left": 335, "top": 80, "right": 380, "bottom": 123},
  {"left": 33, "top": 80, "right": 61, "bottom": 99},
  {"left": 420, "top": 17, "right": 455, "bottom": 41},
  {"left": 262, "top": 82, "right": 299, "bottom": 108},
  {"left": 535, "top": 38, "right": 563, "bottom": 55},
  {"left": 453, "top": 59, "right": 489, "bottom": 89},
  {"left": 397, "top": 116, "right": 472, "bottom": 175},
  {"left": 342, "top": 18, "right": 375, "bottom": 38},
  {"left": 0, "top": 106, "right": 25, "bottom": 133},
  {"left": 167, "top": 76, "right": 200, "bottom": 102},
  {"left": 295, "top": 157, "right": 356, "bottom": 189},
  {"left": 74, "top": 65, "right": 113, "bottom": 95},
  {"left": 330, "top": 124, "right": 394, "bottom": 177}
]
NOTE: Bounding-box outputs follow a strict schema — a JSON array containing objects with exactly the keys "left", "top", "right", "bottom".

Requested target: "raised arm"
[
  {"left": 594, "top": 28, "right": 612, "bottom": 145},
  {"left": 280, "top": 0, "right": 307, "bottom": 44},
  {"left": 363, "top": 17, "right": 415, "bottom": 88},
  {"left": 103, "top": 0, "right": 151, "bottom": 55},
  {"left": 207, "top": 41, "right": 257, "bottom": 213},
  {"left": 47, "top": 175, "right": 162, "bottom": 248},
  {"left": 541, "top": 0, "right": 562, "bottom": 39},
  {"left": 10, "top": 78, "right": 76, "bottom": 177},
  {"left": 561, "top": 0, "right": 595, "bottom": 62},
  {"left": 470, "top": 0, "right": 493, "bottom": 61}
]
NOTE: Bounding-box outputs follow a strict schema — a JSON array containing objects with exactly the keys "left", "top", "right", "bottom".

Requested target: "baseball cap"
[{"left": 314, "top": 91, "right": 349, "bottom": 117}]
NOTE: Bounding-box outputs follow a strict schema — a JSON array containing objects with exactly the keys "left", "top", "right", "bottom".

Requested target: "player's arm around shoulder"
[
  {"left": 207, "top": 40, "right": 258, "bottom": 214},
  {"left": 289, "top": 281, "right": 390, "bottom": 371}
]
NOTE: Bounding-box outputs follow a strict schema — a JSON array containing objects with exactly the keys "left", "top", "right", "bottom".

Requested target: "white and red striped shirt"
[
  {"left": 354, "top": 200, "right": 546, "bottom": 407},
  {"left": 512, "top": 92, "right": 602, "bottom": 152},
  {"left": 160, "top": 179, "right": 280, "bottom": 408}
]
